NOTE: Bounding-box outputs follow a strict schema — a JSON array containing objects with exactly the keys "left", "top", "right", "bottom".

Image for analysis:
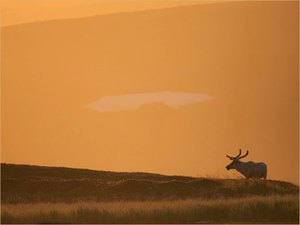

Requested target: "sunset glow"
[{"left": 1, "top": 0, "right": 298, "bottom": 184}]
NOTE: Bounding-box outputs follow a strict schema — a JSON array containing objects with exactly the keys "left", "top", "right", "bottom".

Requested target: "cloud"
[{"left": 84, "top": 91, "right": 215, "bottom": 112}]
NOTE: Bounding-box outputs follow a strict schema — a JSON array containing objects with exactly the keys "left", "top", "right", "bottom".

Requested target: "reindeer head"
[{"left": 226, "top": 149, "right": 249, "bottom": 170}]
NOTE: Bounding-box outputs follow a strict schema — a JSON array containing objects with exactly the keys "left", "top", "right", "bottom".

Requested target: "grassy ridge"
[
  {"left": 1, "top": 163, "right": 299, "bottom": 203},
  {"left": 2, "top": 195, "right": 299, "bottom": 224},
  {"left": 1, "top": 163, "right": 299, "bottom": 223}
]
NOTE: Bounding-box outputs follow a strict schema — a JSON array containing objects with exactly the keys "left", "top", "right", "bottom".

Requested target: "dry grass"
[{"left": 1, "top": 195, "right": 298, "bottom": 224}]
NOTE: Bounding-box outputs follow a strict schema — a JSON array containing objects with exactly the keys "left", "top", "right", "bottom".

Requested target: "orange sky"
[{"left": 1, "top": 1, "right": 299, "bottom": 183}]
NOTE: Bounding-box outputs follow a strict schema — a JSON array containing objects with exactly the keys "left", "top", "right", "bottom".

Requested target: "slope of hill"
[{"left": 1, "top": 163, "right": 298, "bottom": 203}]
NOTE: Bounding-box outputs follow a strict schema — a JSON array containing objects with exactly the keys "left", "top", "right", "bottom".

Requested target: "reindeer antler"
[
  {"left": 226, "top": 149, "right": 242, "bottom": 160},
  {"left": 237, "top": 150, "right": 249, "bottom": 160}
]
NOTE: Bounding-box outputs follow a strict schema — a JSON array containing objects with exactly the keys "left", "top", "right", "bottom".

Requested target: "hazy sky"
[{"left": 1, "top": 1, "right": 299, "bottom": 183}]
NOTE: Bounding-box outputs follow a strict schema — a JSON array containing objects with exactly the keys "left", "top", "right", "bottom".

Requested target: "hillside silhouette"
[{"left": 2, "top": 163, "right": 298, "bottom": 203}]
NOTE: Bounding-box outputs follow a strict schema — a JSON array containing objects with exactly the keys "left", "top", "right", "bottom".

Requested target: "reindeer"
[{"left": 226, "top": 149, "right": 267, "bottom": 179}]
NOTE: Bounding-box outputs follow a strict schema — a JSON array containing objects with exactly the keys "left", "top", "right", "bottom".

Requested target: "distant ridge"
[
  {"left": 1, "top": 1, "right": 283, "bottom": 28},
  {"left": 1, "top": 0, "right": 220, "bottom": 27}
]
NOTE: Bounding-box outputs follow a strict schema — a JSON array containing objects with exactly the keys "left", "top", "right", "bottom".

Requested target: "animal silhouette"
[{"left": 226, "top": 149, "right": 267, "bottom": 179}]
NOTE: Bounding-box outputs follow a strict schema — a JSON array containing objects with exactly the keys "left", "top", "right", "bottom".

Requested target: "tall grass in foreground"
[{"left": 1, "top": 195, "right": 298, "bottom": 224}]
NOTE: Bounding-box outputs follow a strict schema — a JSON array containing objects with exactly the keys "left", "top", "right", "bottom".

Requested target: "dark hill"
[{"left": 1, "top": 163, "right": 298, "bottom": 203}]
